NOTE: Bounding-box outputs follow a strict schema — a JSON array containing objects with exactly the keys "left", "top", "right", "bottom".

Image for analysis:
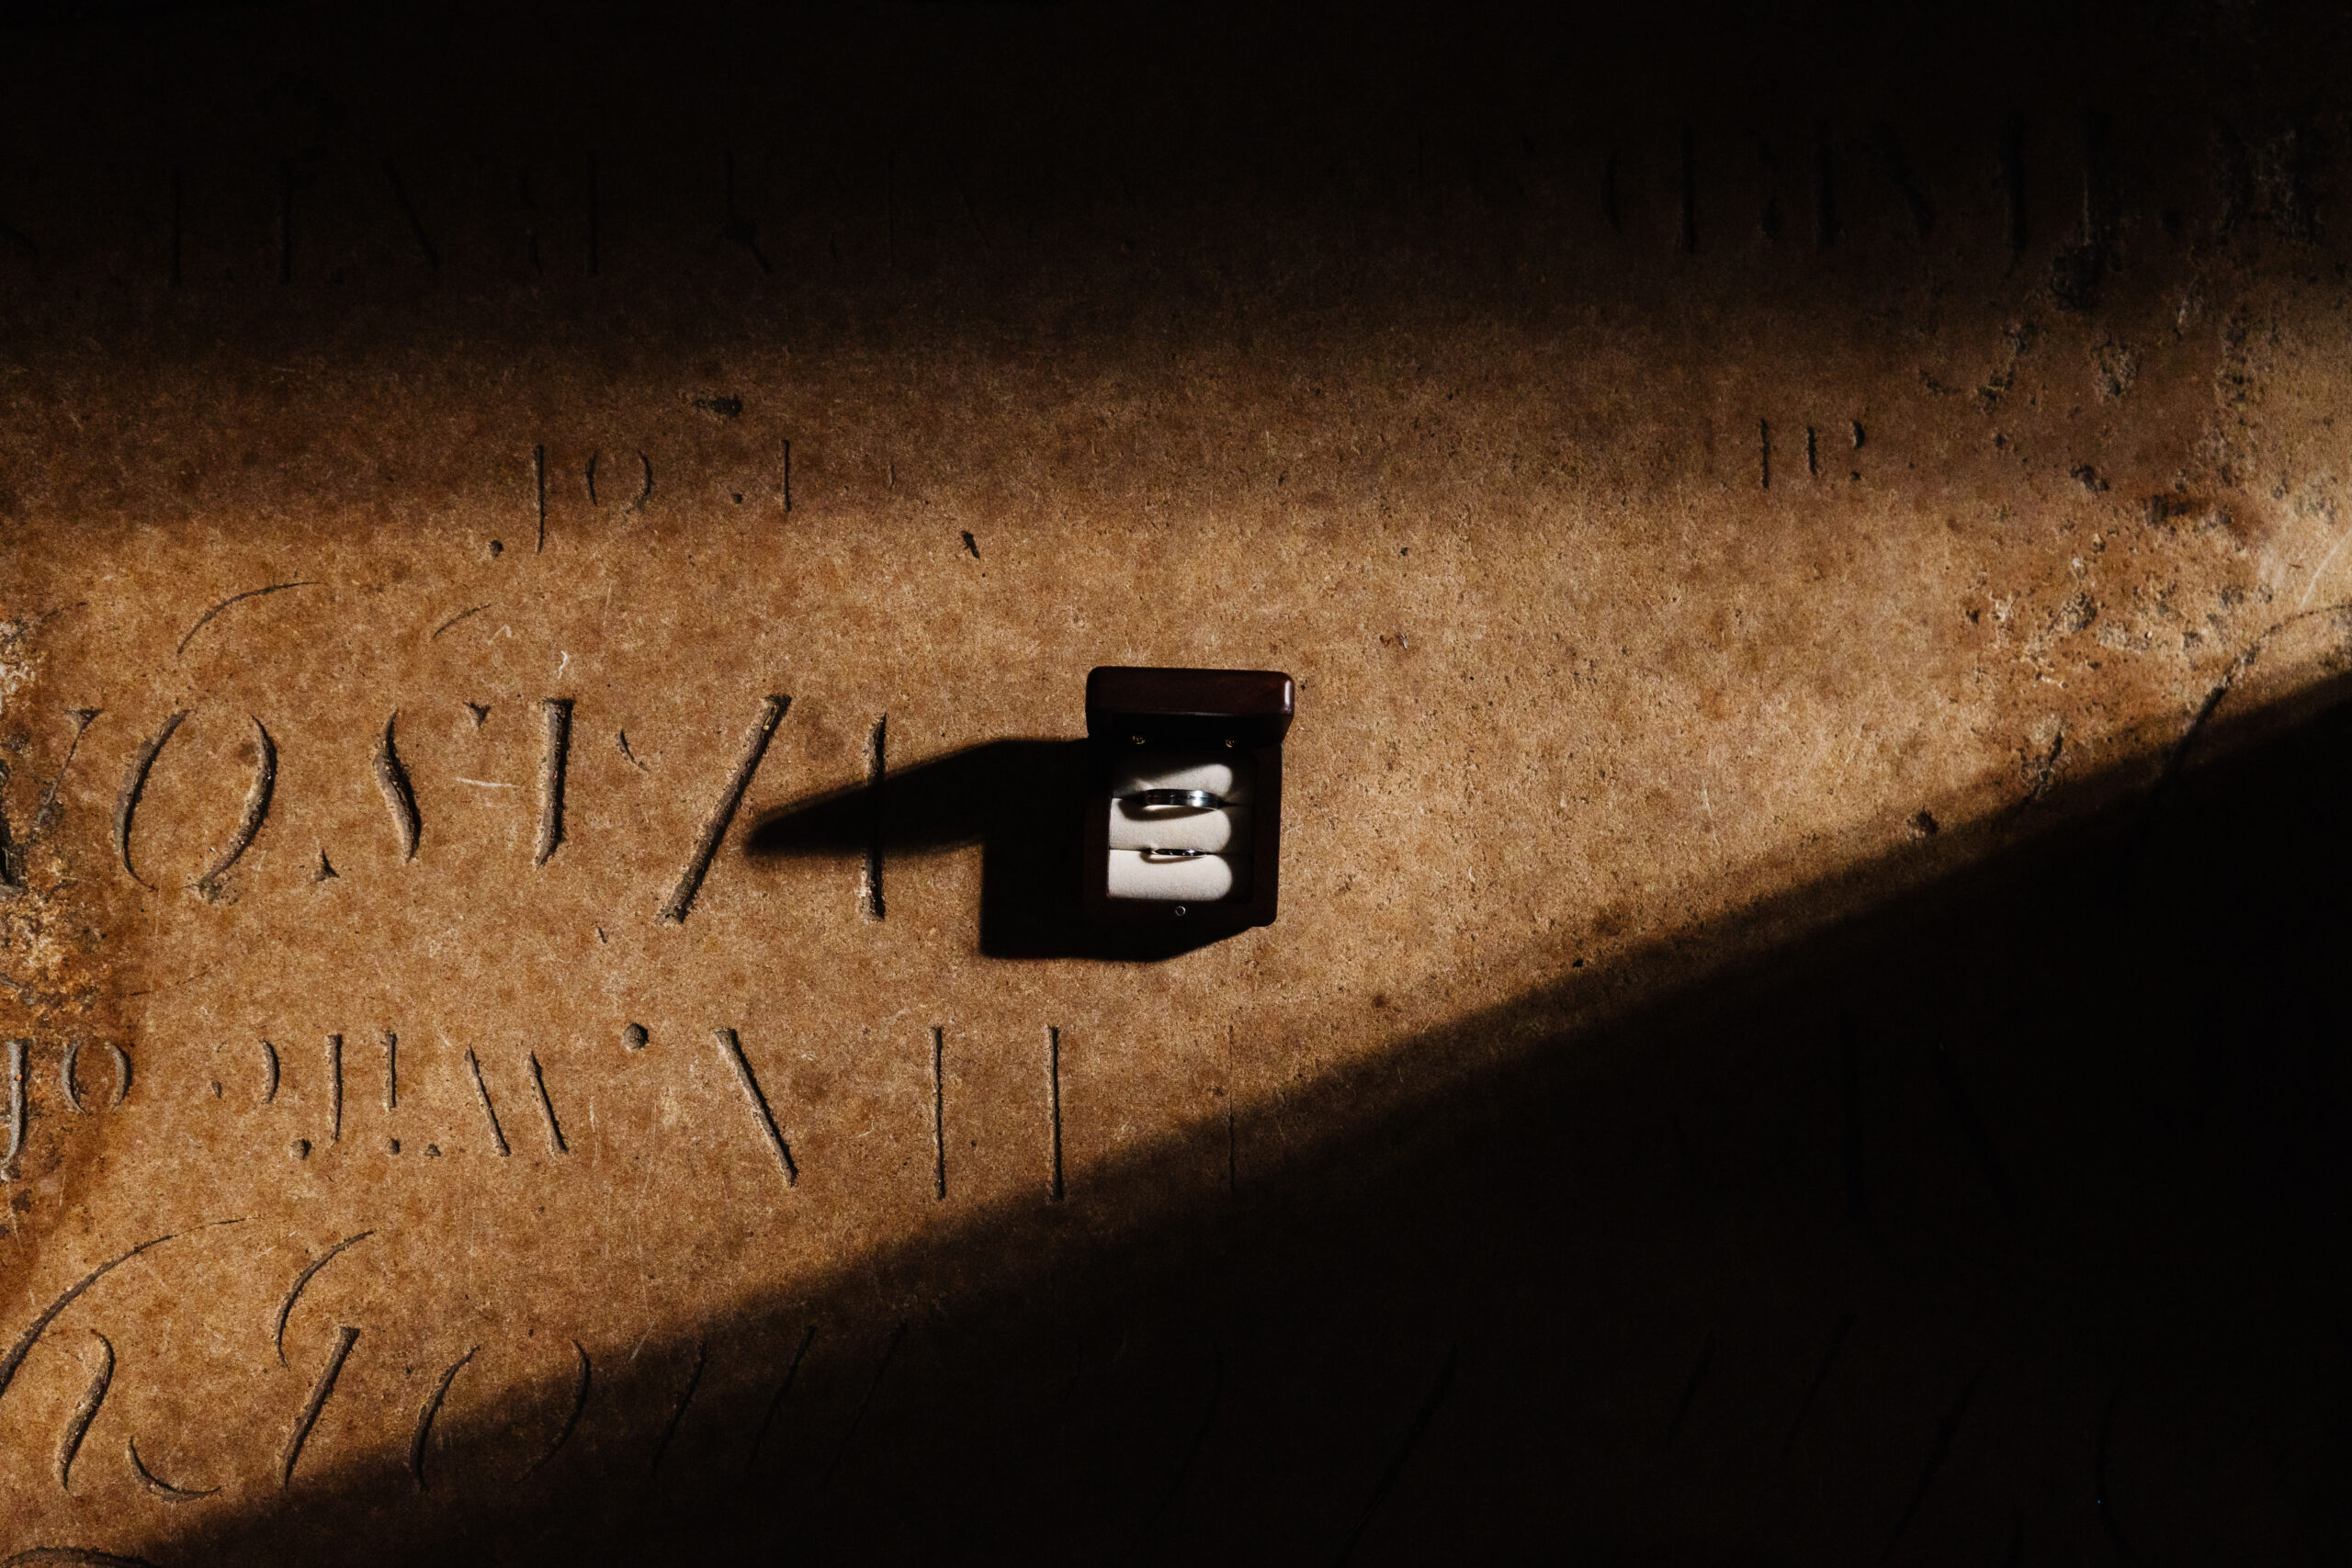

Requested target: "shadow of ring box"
[{"left": 1081, "top": 666, "right": 1295, "bottom": 934}]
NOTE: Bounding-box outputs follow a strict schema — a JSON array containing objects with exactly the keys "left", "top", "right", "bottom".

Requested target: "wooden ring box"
[{"left": 1082, "top": 666, "right": 1295, "bottom": 932}]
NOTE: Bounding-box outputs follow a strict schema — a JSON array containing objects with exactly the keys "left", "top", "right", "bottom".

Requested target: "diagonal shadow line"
[{"left": 130, "top": 671, "right": 2352, "bottom": 1562}]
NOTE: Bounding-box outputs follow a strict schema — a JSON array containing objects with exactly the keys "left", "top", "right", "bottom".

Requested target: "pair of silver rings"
[
  {"left": 1122, "top": 788, "right": 1226, "bottom": 811},
  {"left": 1124, "top": 790, "right": 1224, "bottom": 861}
]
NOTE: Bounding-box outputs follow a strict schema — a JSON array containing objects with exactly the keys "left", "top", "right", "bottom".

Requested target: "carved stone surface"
[{"left": 3, "top": 4, "right": 2351, "bottom": 1562}]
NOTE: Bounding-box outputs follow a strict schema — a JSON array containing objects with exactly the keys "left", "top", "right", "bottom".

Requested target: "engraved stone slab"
[{"left": 2, "top": 4, "right": 2350, "bottom": 1562}]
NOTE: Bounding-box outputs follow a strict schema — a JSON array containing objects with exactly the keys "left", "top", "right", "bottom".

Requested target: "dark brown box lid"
[{"left": 1085, "top": 667, "right": 1295, "bottom": 742}]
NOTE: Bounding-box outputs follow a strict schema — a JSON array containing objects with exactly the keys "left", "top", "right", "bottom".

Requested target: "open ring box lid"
[{"left": 1082, "top": 666, "right": 1295, "bottom": 931}]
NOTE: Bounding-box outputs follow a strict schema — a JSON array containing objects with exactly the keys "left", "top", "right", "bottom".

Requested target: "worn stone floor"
[{"left": 1, "top": 3, "right": 2349, "bottom": 1562}]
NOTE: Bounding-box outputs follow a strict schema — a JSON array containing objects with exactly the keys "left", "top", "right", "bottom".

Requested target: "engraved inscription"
[
  {"left": 408, "top": 1345, "right": 480, "bottom": 1492},
  {"left": 861, "top": 714, "right": 886, "bottom": 920},
  {"left": 526, "top": 1052, "right": 568, "bottom": 1154},
  {"left": 714, "top": 1028, "right": 797, "bottom": 1185},
  {"left": 463, "top": 1049, "right": 511, "bottom": 1156},
  {"left": 126, "top": 1436, "right": 221, "bottom": 1503},
  {"left": 660, "top": 695, "right": 790, "bottom": 924},
  {"left": 1, "top": 1233, "right": 203, "bottom": 1410},
  {"left": 273, "top": 1231, "right": 375, "bottom": 1368},
  {"left": 819, "top": 1323, "right": 904, "bottom": 1490},
  {"left": 52, "top": 1332, "right": 111, "bottom": 1495},
  {"left": 931, "top": 1027, "right": 946, "bottom": 1201},
  {"left": 325, "top": 1033, "right": 343, "bottom": 1145},
  {"left": 114, "top": 711, "right": 188, "bottom": 888},
  {"left": 373, "top": 713, "right": 423, "bottom": 862},
  {"left": 175, "top": 581, "right": 315, "bottom": 659},
  {"left": 3, "top": 1038, "right": 25, "bottom": 1168},
  {"left": 745, "top": 1325, "right": 816, "bottom": 1476},
  {"left": 56, "top": 1041, "right": 127, "bottom": 1115},
  {"left": 647, "top": 1342, "right": 705, "bottom": 1479},
  {"left": 195, "top": 716, "right": 277, "bottom": 900},
  {"left": 525, "top": 1340, "right": 593, "bottom": 1478},
  {"left": 1046, "top": 1026, "right": 1065, "bottom": 1202},
  {"left": 279, "top": 1325, "right": 360, "bottom": 1489},
  {"left": 535, "top": 698, "right": 573, "bottom": 866}
]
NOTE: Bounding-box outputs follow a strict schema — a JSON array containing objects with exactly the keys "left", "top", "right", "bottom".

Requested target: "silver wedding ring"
[
  {"left": 1139, "top": 847, "right": 1213, "bottom": 861},
  {"left": 1123, "top": 788, "right": 1224, "bottom": 811}
]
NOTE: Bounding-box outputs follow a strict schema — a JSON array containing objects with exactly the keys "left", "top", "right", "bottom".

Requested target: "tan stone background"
[{"left": 3, "top": 2, "right": 2352, "bottom": 1562}]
